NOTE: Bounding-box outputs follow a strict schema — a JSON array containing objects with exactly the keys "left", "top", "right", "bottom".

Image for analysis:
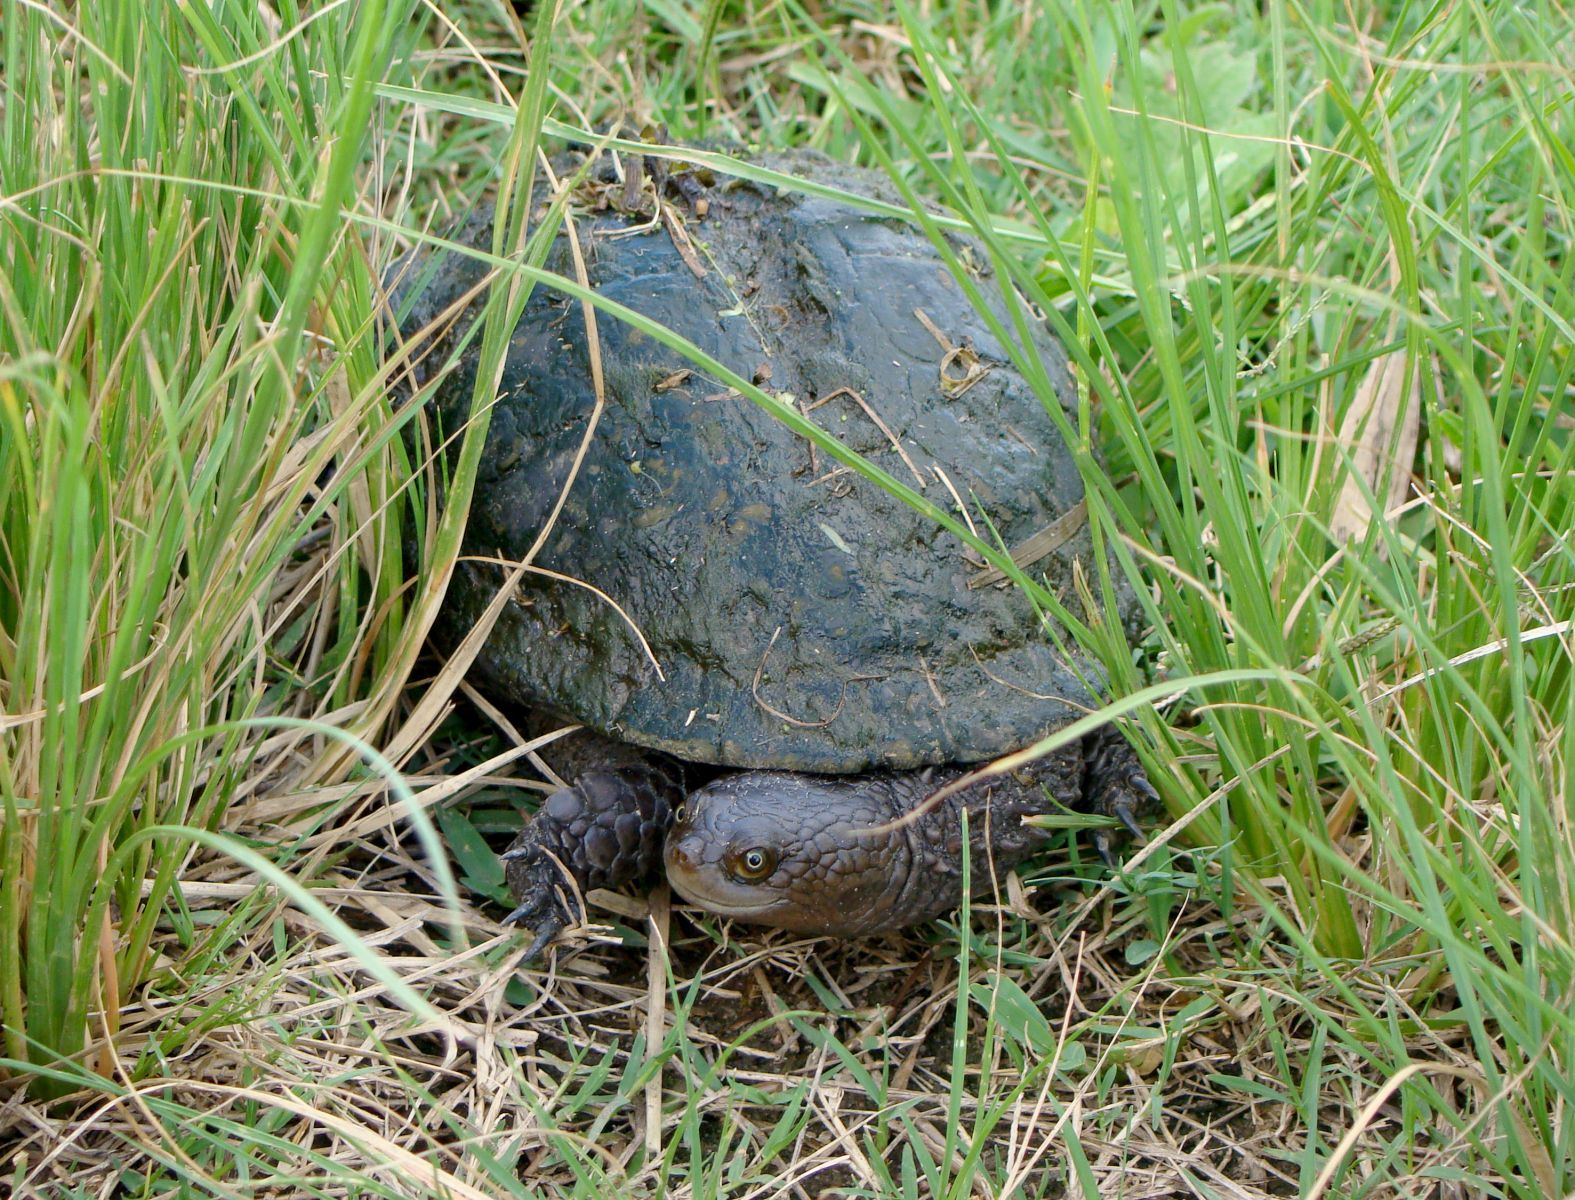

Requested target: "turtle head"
[{"left": 664, "top": 770, "right": 921, "bottom": 937}]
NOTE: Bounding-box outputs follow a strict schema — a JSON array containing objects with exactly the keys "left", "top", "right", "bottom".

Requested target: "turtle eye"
[{"left": 726, "top": 846, "right": 777, "bottom": 883}]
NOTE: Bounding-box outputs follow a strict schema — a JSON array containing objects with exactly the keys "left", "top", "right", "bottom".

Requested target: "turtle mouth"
[{"left": 666, "top": 877, "right": 785, "bottom": 920}]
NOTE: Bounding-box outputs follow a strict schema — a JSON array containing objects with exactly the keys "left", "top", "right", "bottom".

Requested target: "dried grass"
[{"left": 0, "top": 708, "right": 1487, "bottom": 1200}]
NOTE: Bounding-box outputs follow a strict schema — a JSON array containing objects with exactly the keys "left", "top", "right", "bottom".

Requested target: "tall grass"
[
  {"left": 0, "top": 0, "right": 438, "bottom": 1089},
  {"left": 1058, "top": 2, "right": 1574, "bottom": 1187},
  {"left": 2, "top": 0, "right": 1571, "bottom": 1195}
]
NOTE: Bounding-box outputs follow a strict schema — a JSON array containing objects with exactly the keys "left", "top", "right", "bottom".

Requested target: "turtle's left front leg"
[{"left": 1079, "top": 725, "right": 1159, "bottom": 865}]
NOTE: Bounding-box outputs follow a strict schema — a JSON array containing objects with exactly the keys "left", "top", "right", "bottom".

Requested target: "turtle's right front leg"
[{"left": 501, "top": 761, "right": 685, "bottom": 958}]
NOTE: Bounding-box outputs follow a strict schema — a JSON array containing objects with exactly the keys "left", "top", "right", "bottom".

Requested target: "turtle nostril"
[{"left": 666, "top": 839, "right": 698, "bottom": 873}]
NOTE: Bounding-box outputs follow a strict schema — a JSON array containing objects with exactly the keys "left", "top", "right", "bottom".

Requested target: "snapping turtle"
[{"left": 402, "top": 147, "right": 1154, "bottom": 955}]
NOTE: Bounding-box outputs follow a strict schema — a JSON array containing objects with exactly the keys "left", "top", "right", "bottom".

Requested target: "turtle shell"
[{"left": 407, "top": 149, "right": 1126, "bottom": 772}]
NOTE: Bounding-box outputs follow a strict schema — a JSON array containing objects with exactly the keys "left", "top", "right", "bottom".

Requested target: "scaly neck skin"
[{"left": 664, "top": 746, "right": 1084, "bottom": 936}]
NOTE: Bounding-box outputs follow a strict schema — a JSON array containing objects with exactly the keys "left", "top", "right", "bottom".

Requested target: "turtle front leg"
[
  {"left": 501, "top": 761, "right": 685, "bottom": 958},
  {"left": 1080, "top": 726, "right": 1160, "bottom": 865}
]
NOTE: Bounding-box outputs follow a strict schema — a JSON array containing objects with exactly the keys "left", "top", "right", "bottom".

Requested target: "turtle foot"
[
  {"left": 499, "top": 841, "right": 574, "bottom": 960},
  {"left": 1081, "top": 727, "right": 1160, "bottom": 868},
  {"left": 500, "top": 763, "right": 684, "bottom": 958}
]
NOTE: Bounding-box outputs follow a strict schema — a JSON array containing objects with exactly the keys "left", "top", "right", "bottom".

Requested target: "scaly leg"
[
  {"left": 1080, "top": 725, "right": 1159, "bottom": 865},
  {"left": 500, "top": 760, "right": 684, "bottom": 959}
]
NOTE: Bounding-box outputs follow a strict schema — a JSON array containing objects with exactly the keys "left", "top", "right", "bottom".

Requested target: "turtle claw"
[
  {"left": 1096, "top": 781, "right": 1154, "bottom": 855},
  {"left": 501, "top": 896, "right": 568, "bottom": 960},
  {"left": 501, "top": 895, "right": 557, "bottom": 929},
  {"left": 1091, "top": 792, "right": 1147, "bottom": 872},
  {"left": 521, "top": 911, "right": 569, "bottom": 962},
  {"left": 1114, "top": 785, "right": 1152, "bottom": 841},
  {"left": 1093, "top": 827, "right": 1120, "bottom": 870},
  {"left": 502, "top": 883, "right": 574, "bottom": 961},
  {"left": 499, "top": 838, "right": 578, "bottom": 959}
]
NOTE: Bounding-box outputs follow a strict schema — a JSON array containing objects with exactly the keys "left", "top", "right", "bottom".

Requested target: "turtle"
[{"left": 397, "top": 146, "right": 1156, "bottom": 957}]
